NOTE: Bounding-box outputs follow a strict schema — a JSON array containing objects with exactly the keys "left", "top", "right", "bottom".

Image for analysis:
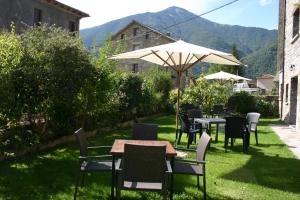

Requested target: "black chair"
[
  {"left": 74, "top": 128, "right": 112, "bottom": 200},
  {"left": 187, "top": 109, "right": 207, "bottom": 136},
  {"left": 246, "top": 112, "right": 261, "bottom": 145},
  {"left": 224, "top": 117, "right": 250, "bottom": 152},
  {"left": 116, "top": 144, "right": 172, "bottom": 200},
  {"left": 177, "top": 112, "right": 201, "bottom": 148},
  {"left": 174, "top": 132, "right": 211, "bottom": 200},
  {"left": 211, "top": 104, "right": 224, "bottom": 117},
  {"left": 132, "top": 123, "right": 159, "bottom": 140}
]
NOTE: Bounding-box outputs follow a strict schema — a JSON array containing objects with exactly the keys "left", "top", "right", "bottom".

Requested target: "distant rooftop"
[{"left": 41, "top": 0, "right": 89, "bottom": 18}]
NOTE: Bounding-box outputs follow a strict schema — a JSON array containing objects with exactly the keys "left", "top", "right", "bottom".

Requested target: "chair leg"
[
  {"left": 203, "top": 174, "right": 206, "bottom": 200},
  {"left": 255, "top": 129, "right": 258, "bottom": 145},
  {"left": 187, "top": 132, "right": 194, "bottom": 148},
  {"left": 230, "top": 138, "right": 234, "bottom": 147},
  {"left": 224, "top": 137, "right": 228, "bottom": 149},
  {"left": 178, "top": 130, "right": 183, "bottom": 145},
  {"left": 197, "top": 175, "right": 200, "bottom": 190},
  {"left": 74, "top": 172, "right": 81, "bottom": 200}
]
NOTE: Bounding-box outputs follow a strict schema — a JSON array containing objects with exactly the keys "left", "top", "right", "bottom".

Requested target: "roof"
[
  {"left": 256, "top": 74, "right": 275, "bottom": 79},
  {"left": 40, "top": 0, "right": 89, "bottom": 18},
  {"left": 112, "top": 20, "right": 176, "bottom": 42}
]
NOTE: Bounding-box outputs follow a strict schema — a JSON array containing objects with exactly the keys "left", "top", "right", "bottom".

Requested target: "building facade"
[
  {"left": 277, "top": 0, "right": 300, "bottom": 130},
  {"left": 256, "top": 74, "right": 275, "bottom": 91},
  {"left": 0, "top": 0, "right": 89, "bottom": 33},
  {"left": 112, "top": 20, "right": 191, "bottom": 87}
]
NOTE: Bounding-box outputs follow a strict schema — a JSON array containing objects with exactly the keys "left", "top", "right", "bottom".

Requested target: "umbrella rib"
[
  {"left": 139, "top": 50, "right": 158, "bottom": 59},
  {"left": 166, "top": 52, "right": 177, "bottom": 67},
  {"left": 182, "top": 55, "right": 208, "bottom": 71},
  {"left": 210, "top": 53, "right": 242, "bottom": 65},
  {"left": 183, "top": 53, "right": 191, "bottom": 66},
  {"left": 151, "top": 50, "right": 177, "bottom": 71}
]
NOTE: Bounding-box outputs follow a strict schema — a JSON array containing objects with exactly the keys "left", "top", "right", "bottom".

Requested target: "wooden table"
[
  {"left": 110, "top": 139, "right": 177, "bottom": 200},
  {"left": 194, "top": 118, "right": 226, "bottom": 142}
]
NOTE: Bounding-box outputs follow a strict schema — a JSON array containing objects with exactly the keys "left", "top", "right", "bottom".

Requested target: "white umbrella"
[
  {"left": 111, "top": 40, "right": 243, "bottom": 136},
  {"left": 204, "top": 71, "right": 251, "bottom": 81}
]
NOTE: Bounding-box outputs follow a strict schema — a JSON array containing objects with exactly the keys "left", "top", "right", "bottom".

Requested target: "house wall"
[
  {"left": 278, "top": 0, "right": 300, "bottom": 131},
  {"left": 112, "top": 22, "right": 191, "bottom": 88},
  {"left": 256, "top": 78, "right": 275, "bottom": 91},
  {"left": 0, "top": 0, "right": 80, "bottom": 33}
]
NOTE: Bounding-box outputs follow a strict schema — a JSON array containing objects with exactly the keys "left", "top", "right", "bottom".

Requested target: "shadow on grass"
[{"left": 221, "top": 147, "right": 300, "bottom": 194}]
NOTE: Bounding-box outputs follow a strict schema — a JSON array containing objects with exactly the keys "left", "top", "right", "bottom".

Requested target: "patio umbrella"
[
  {"left": 204, "top": 71, "right": 251, "bottom": 81},
  {"left": 111, "top": 40, "right": 243, "bottom": 134}
]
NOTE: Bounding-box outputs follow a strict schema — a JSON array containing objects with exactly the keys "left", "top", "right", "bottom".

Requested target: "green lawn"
[{"left": 1, "top": 115, "right": 300, "bottom": 200}]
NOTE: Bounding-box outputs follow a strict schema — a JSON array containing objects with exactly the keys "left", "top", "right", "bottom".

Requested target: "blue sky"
[{"left": 58, "top": 0, "right": 279, "bottom": 30}]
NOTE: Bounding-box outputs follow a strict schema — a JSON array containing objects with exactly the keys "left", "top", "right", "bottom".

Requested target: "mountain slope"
[{"left": 80, "top": 6, "right": 278, "bottom": 78}]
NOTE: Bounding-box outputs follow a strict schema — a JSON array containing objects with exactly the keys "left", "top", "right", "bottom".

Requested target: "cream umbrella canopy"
[
  {"left": 205, "top": 71, "right": 251, "bottom": 81},
  {"left": 111, "top": 40, "right": 243, "bottom": 134}
]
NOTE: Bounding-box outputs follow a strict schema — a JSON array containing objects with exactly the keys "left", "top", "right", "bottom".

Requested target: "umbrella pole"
[{"left": 175, "top": 72, "right": 181, "bottom": 143}]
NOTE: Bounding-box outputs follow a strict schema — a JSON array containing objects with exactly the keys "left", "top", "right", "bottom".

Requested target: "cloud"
[{"left": 259, "top": 0, "right": 272, "bottom": 6}]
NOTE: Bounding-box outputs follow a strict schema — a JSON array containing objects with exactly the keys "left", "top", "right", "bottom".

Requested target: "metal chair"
[
  {"left": 246, "top": 112, "right": 261, "bottom": 145},
  {"left": 116, "top": 144, "right": 172, "bottom": 200},
  {"left": 74, "top": 128, "right": 112, "bottom": 200},
  {"left": 177, "top": 112, "right": 201, "bottom": 148},
  {"left": 174, "top": 132, "right": 211, "bottom": 200},
  {"left": 224, "top": 116, "right": 250, "bottom": 152},
  {"left": 132, "top": 123, "right": 159, "bottom": 140},
  {"left": 187, "top": 109, "right": 207, "bottom": 137},
  {"left": 211, "top": 104, "right": 224, "bottom": 117}
]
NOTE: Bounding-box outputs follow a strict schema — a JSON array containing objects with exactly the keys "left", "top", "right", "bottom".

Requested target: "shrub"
[
  {"left": 256, "top": 99, "right": 278, "bottom": 117},
  {"left": 181, "top": 76, "right": 232, "bottom": 113},
  {"left": 227, "top": 91, "right": 257, "bottom": 114}
]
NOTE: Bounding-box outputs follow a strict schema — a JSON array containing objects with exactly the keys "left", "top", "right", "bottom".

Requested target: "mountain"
[{"left": 80, "top": 6, "right": 278, "bottom": 78}]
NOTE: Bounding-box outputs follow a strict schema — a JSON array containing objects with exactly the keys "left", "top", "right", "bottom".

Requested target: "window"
[
  {"left": 33, "top": 8, "right": 42, "bottom": 26},
  {"left": 120, "top": 34, "right": 125, "bottom": 40},
  {"left": 145, "top": 32, "right": 150, "bottom": 39},
  {"left": 69, "top": 21, "right": 76, "bottom": 32},
  {"left": 132, "top": 44, "right": 140, "bottom": 50},
  {"left": 132, "top": 64, "right": 138, "bottom": 73},
  {"left": 293, "top": 8, "right": 299, "bottom": 38},
  {"left": 133, "top": 27, "right": 139, "bottom": 36},
  {"left": 285, "top": 84, "right": 289, "bottom": 103}
]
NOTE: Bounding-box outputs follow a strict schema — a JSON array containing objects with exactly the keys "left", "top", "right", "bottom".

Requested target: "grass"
[{"left": 0, "top": 115, "right": 300, "bottom": 200}]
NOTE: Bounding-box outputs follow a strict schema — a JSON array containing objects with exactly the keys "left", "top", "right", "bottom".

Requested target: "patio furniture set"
[
  {"left": 74, "top": 123, "right": 211, "bottom": 200},
  {"left": 176, "top": 105, "right": 261, "bottom": 152}
]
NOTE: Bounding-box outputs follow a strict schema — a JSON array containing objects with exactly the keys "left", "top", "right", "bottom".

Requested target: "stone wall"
[
  {"left": 0, "top": 0, "right": 80, "bottom": 33},
  {"left": 278, "top": 0, "right": 300, "bottom": 131}
]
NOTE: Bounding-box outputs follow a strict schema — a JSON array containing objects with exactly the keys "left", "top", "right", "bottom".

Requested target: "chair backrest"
[
  {"left": 74, "top": 128, "right": 88, "bottom": 158},
  {"left": 225, "top": 116, "right": 247, "bottom": 138},
  {"left": 246, "top": 112, "right": 261, "bottom": 131},
  {"left": 212, "top": 104, "right": 224, "bottom": 115},
  {"left": 187, "top": 109, "right": 203, "bottom": 119},
  {"left": 132, "top": 123, "right": 159, "bottom": 140},
  {"left": 196, "top": 132, "right": 211, "bottom": 162},
  {"left": 123, "top": 144, "right": 166, "bottom": 183},
  {"left": 179, "top": 112, "right": 190, "bottom": 132}
]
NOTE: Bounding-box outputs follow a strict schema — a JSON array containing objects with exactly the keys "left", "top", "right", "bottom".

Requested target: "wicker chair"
[
  {"left": 174, "top": 132, "right": 211, "bottom": 200},
  {"left": 177, "top": 112, "right": 201, "bottom": 148},
  {"left": 211, "top": 104, "right": 225, "bottom": 117},
  {"left": 116, "top": 144, "right": 172, "bottom": 200},
  {"left": 246, "top": 112, "right": 261, "bottom": 145},
  {"left": 74, "top": 128, "right": 112, "bottom": 200},
  {"left": 224, "top": 116, "right": 250, "bottom": 152},
  {"left": 132, "top": 123, "right": 159, "bottom": 140},
  {"left": 187, "top": 109, "right": 207, "bottom": 137}
]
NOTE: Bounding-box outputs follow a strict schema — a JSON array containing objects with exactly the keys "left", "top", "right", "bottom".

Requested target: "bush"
[
  {"left": 181, "top": 76, "right": 232, "bottom": 113},
  {"left": 256, "top": 99, "right": 278, "bottom": 117},
  {"left": 227, "top": 91, "right": 257, "bottom": 114}
]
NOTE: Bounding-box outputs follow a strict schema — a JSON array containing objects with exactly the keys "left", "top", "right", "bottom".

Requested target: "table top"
[
  {"left": 110, "top": 139, "right": 177, "bottom": 157},
  {"left": 194, "top": 118, "right": 226, "bottom": 123}
]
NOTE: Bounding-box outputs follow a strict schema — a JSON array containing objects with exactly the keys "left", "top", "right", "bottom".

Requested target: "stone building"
[
  {"left": 277, "top": 0, "right": 300, "bottom": 130},
  {"left": 256, "top": 74, "right": 275, "bottom": 91},
  {"left": 0, "top": 0, "right": 89, "bottom": 33},
  {"left": 112, "top": 20, "right": 191, "bottom": 86}
]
